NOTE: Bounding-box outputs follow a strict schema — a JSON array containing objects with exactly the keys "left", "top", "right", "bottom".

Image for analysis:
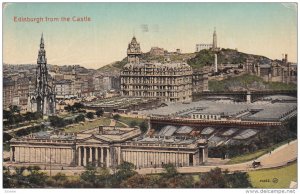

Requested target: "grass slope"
[
  {"left": 248, "top": 162, "right": 297, "bottom": 188},
  {"left": 227, "top": 139, "right": 295, "bottom": 164},
  {"left": 64, "top": 117, "right": 111, "bottom": 132},
  {"left": 208, "top": 74, "right": 297, "bottom": 91}
]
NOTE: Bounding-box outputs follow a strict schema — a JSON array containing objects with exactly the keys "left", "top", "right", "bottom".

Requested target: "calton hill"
[{"left": 99, "top": 48, "right": 297, "bottom": 91}]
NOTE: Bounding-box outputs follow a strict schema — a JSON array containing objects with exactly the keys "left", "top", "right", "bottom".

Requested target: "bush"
[
  {"left": 96, "top": 109, "right": 104, "bottom": 117},
  {"left": 75, "top": 114, "right": 85, "bottom": 123},
  {"left": 139, "top": 121, "right": 148, "bottom": 133},
  {"left": 113, "top": 114, "right": 121, "bottom": 121},
  {"left": 86, "top": 112, "right": 94, "bottom": 120},
  {"left": 49, "top": 116, "right": 66, "bottom": 128},
  {"left": 129, "top": 120, "right": 138, "bottom": 127}
]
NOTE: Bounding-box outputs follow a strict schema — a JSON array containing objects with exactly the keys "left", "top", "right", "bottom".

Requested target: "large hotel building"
[{"left": 121, "top": 37, "right": 193, "bottom": 102}]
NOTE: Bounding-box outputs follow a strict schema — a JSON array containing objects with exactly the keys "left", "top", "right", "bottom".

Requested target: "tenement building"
[
  {"left": 9, "top": 126, "right": 208, "bottom": 168},
  {"left": 121, "top": 37, "right": 193, "bottom": 102}
]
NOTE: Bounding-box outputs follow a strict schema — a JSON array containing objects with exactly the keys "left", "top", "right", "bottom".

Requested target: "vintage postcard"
[{"left": 2, "top": 2, "right": 298, "bottom": 192}]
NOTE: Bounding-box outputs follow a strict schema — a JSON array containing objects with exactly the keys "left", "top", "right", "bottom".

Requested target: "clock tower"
[{"left": 127, "top": 36, "right": 141, "bottom": 64}]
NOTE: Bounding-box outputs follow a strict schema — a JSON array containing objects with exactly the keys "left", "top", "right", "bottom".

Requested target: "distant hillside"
[
  {"left": 208, "top": 74, "right": 297, "bottom": 91},
  {"left": 97, "top": 52, "right": 196, "bottom": 72},
  {"left": 98, "top": 48, "right": 275, "bottom": 72},
  {"left": 188, "top": 48, "right": 272, "bottom": 69}
]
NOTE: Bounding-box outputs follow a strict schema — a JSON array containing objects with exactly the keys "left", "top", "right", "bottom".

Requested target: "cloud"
[{"left": 281, "top": 3, "right": 297, "bottom": 12}]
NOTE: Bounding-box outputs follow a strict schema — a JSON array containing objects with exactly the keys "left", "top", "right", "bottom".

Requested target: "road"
[{"left": 136, "top": 140, "right": 297, "bottom": 174}]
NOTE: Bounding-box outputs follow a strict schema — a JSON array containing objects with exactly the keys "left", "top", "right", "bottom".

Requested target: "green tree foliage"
[
  {"left": 86, "top": 112, "right": 95, "bottom": 120},
  {"left": 49, "top": 116, "right": 66, "bottom": 128},
  {"left": 96, "top": 109, "right": 104, "bottom": 117},
  {"left": 161, "top": 163, "right": 178, "bottom": 178},
  {"left": 15, "top": 125, "right": 45, "bottom": 137},
  {"left": 113, "top": 114, "right": 121, "bottom": 121},
  {"left": 129, "top": 120, "right": 138, "bottom": 127},
  {"left": 225, "top": 171, "right": 252, "bottom": 188},
  {"left": 286, "top": 116, "right": 297, "bottom": 135},
  {"left": 9, "top": 105, "right": 21, "bottom": 114},
  {"left": 197, "top": 168, "right": 227, "bottom": 188},
  {"left": 139, "top": 121, "right": 148, "bottom": 133},
  {"left": 208, "top": 74, "right": 297, "bottom": 92},
  {"left": 52, "top": 172, "right": 67, "bottom": 183},
  {"left": 3, "top": 133, "right": 13, "bottom": 142},
  {"left": 188, "top": 49, "right": 215, "bottom": 69},
  {"left": 80, "top": 164, "right": 99, "bottom": 187},
  {"left": 75, "top": 114, "right": 85, "bottom": 123},
  {"left": 159, "top": 164, "right": 194, "bottom": 188},
  {"left": 195, "top": 168, "right": 252, "bottom": 188},
  {"left": 64, "top": 102, "right": 84, "bottom": 113},
  {"left": 3, "top": 166, "right": 47, "bottom": 188},
  {"left": 120, "top": 174, "right": 152, "bottom": 188}
]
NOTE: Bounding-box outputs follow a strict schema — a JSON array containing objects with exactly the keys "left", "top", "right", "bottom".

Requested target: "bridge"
[{"left": 193, "top": 90, "right": 297, "bottom": 102}]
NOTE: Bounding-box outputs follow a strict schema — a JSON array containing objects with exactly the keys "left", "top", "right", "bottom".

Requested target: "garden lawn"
[
  {"left": 227, "top": 139, "right": 295, "bottom": 164},
  {"left": 64, "top": 117, "right": 111, "bottom": 132},
  {"left": 119, "top": 116, "right": 147, "bottom": 126},
  {"left": 248, "top": 162, "right": 297, "bottom": 188}
]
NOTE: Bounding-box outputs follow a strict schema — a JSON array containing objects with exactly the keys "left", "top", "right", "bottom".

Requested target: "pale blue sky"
[{"left": 3, "top": 3, "right": 297, "bottom": 69}]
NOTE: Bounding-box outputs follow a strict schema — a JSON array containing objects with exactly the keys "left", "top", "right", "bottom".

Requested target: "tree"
[
  {"left": 9, "top": 105, "right": 20, "bottom": 114},
  {"left": 75, "top": 114, "right": 85, "bottom": 123},
  {"left": 159, "top": 164, "right": 194, "bottom": 188},
  {"left": 120, "top": 174, "right": 151, "bottom": 188},
  {"left": 111, "top": 162, "right": 137, "bottom": 187},
  {"left": 225, "top": 171, "right": 252, "bottom": 188},
  {"left": 96, "top": 109, "right": 104, "bottom": 117},
  {"left": 139, "top": 121, "right": 148, "bottom": 133},
  {"left": 64, "top": 104, "right": 73, "bottom": 112},
  {"left": 49, "top": 116, "right": 66, "bottom": 128},
  {"left": 80, "top": 164, "right": 98, "bottom": 187},
  {"left": 197, "top": 168, "right": 227, "bottom": 188},
  {"left": 86, "top": 112, "right": 95, "bottom": 120},
  {"left": 113, "top": 114, "right": 121, "bottom": 121},
  {"left": 52, "top": 172, "right": 67, "bottom": 183},
  {"left": 73, "top": 102, "right": 84, "bottom": 111},
  {"left": 287, "top": 116, "right": 297, "bottom": 135},
  {"left": 162, "top": 163, "right": 178, "bottom": 178},
  {"left": 129, "top": 120, "right": 138, "bottom": 127}
]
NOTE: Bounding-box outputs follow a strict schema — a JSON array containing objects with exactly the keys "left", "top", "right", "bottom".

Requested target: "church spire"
[{"left": 40, "top": 33, "right": 44, "bottom": 49}]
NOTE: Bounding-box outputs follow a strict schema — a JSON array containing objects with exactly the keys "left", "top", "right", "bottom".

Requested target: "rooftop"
[{"left": 140, "top": 95, "right": 297, "bottom": 122}]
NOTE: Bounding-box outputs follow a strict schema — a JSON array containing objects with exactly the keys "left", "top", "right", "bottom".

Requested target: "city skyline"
[{"left": 4, "top": 2, "right": 297, "bottom": 69}]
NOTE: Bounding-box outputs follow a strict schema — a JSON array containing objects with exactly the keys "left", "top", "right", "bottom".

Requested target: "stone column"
[
  {"left": 78, "top": 147, "right": 82, "bottom": 166},
  {"left": 193, "top": 154, "right": 196, "bottom": 166},
  {"left": 118, "top": 147, "right": 121, "bottom": 165},
  {"left": 10, "top": 146, "right": 13, "bottom": 162},
  {"left": 106, "top": 147, "right": 110, "bottom": 167},
  {"left": 71, "top": 149, "right": 74, "bottom": 165},
  {"left": 95, "top": 147, "right": 98, "bottom": 167},
  {"left": 186, "top": 154, "right": 189, "bottom": 166},
  {"left": 15, "top": 147, "right": 19, "bottom": 162},
  {"left": 89, "top": 147, "right": 92, "bottom": 165},
  {"left": 101, "top": 148, "right": 104, "bottom": 167},
  {"left": 202, "top": 149, "right": 205, "bottom": 163},
  {"left": 83, "top": 147, "right": 87, "bottom": 166}
]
